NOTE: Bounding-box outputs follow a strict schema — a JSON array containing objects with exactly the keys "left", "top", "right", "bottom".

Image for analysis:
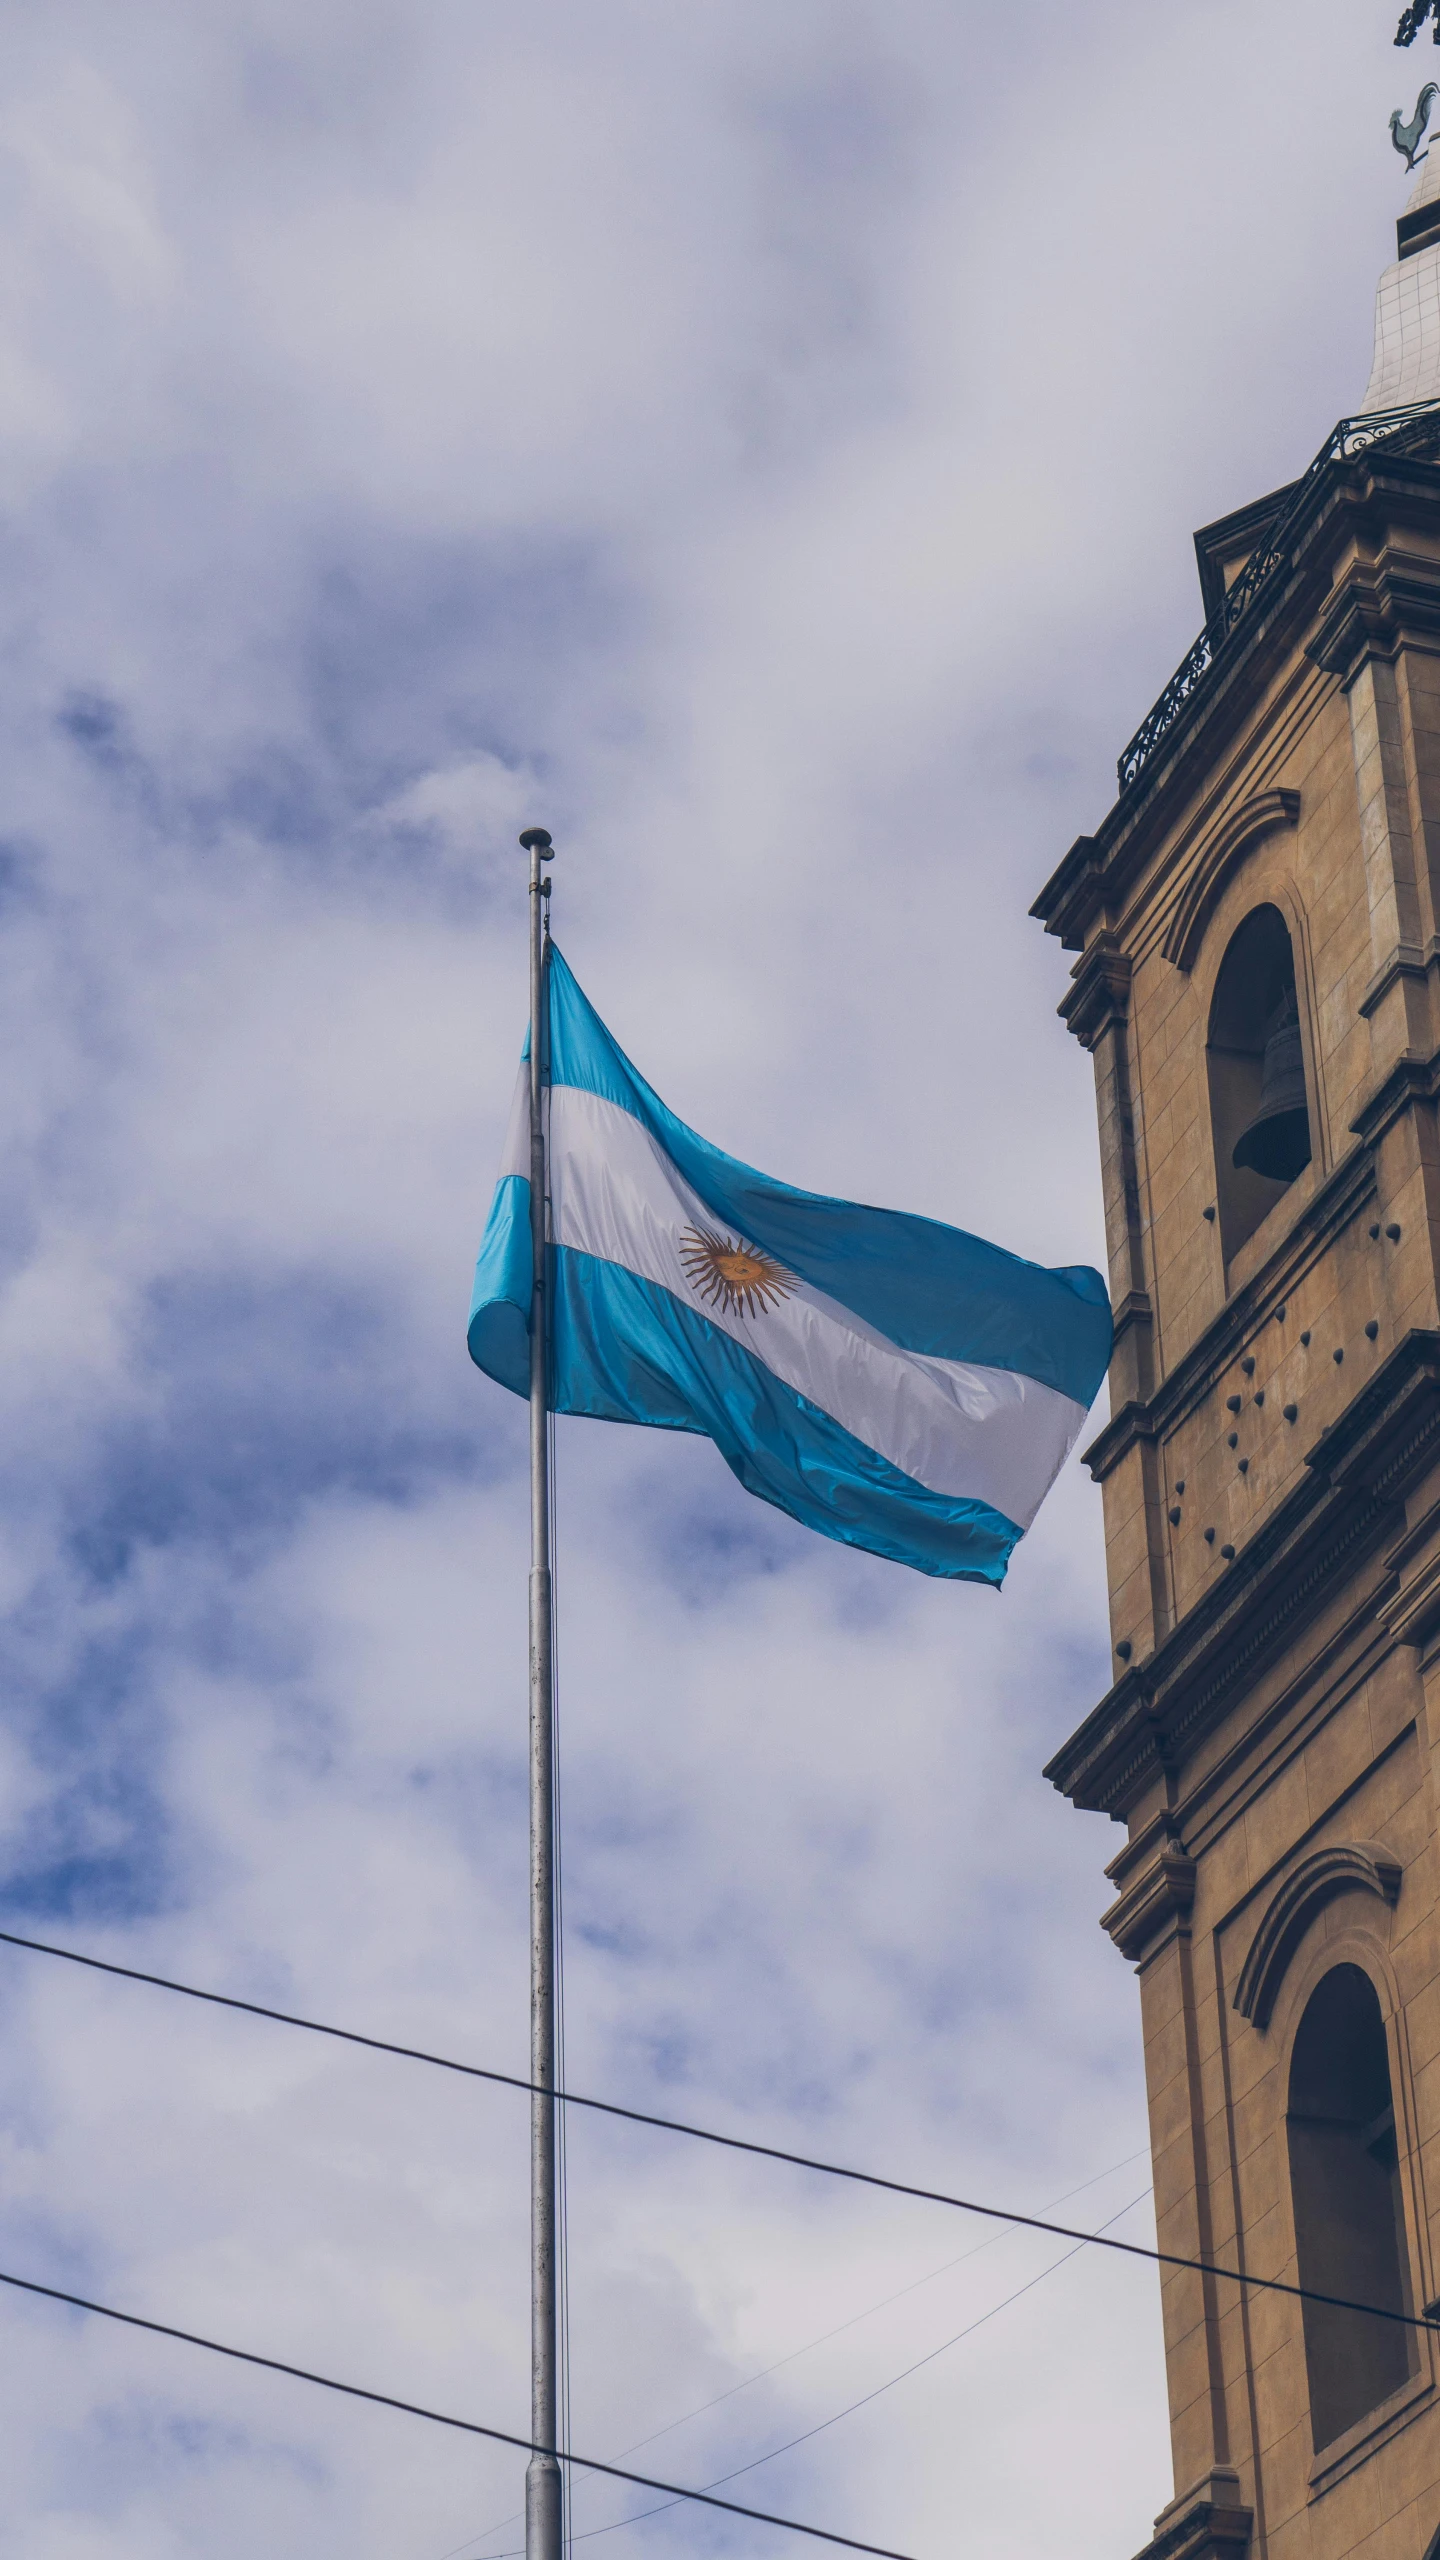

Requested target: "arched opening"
[
  {"left": 1207, "top": 905, "right": 1311, "bottom": 1261},
  {"left": 1287, "top": 1963, "right": 1415, "bottom": 2451}
]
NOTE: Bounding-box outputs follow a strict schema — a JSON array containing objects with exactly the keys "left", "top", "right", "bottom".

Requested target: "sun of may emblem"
[{"left": 679, "top": 1224, "right": 794, "bottom": 1319}]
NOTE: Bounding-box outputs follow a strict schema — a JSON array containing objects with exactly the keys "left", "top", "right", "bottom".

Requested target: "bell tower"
[{"left": 1032, "top": 134, "right": 1440, "bottom": 2560}]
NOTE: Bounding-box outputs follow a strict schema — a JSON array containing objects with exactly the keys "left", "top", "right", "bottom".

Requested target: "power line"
[
  {"left": 438, "top": 2148, "right": 1152, "bottom": 2560},
  {"left": 550, "top": 2148, "right": 1153, "bottom": 2472},
  {"left": 3, "top": 1923, "right": 1436, "bottom": 2339},
  {"left": 482, "top": 2188, "right": 1155, "bottom": 2560},
  {"left": 0, "top": 2263, "right": 914, "bottom": 2560}
]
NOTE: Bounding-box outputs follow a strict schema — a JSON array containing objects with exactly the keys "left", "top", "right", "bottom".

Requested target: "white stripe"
[
  {"left": 498, "top": 1058, "right": 530, "bottom": 1181},
  {"left": 546, "top": 1087, "right": 1085, "bottom": 1529}
]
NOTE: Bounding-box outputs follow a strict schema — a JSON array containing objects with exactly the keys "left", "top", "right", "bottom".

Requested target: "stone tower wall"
[{"left": 1035, "top": 434, "right": 1440, "bottom": 2560}]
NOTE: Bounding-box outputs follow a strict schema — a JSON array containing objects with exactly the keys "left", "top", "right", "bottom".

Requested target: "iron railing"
[{"left": 1116, "top": 400, "right": 1440, "bottom": 793}]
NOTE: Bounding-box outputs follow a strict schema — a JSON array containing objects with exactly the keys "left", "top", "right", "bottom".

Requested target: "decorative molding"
[
  {"left": 1194, "top": 488, "right": 1297, "bottom": 625},
  {"left": 1308, "top": 557, "right": 1440, "bottom": 688},
  {"left": 1128, "top": 2505, "right": 1252, "bottom": 2560},
  {"left": 1373, "top": 1505, "right": 1440, "bottom": 1648},
  {"left": 1030, "top": 834, "right": 1102, "bottom": 954},
  {"left": 1060, "top": 931, "right": 1133, "bottom": 1050},
  {"left": 1111, "top": 1290, "right": 1153, "bottom": 1350},
  {"left": 1045, "top": 1330, "right": 1440, "bottom": 1817},
  {"left": 1358, "top": 941, "right": 1428, "bottom": 1021},
  {"left": 1031, "top": 426, "right": 1440, "bottom": 959},
  {"left": 1115, "top": 406, "right": 1440, "bottom": 793},
  {"left": 1081, "top": 1395, "right": 1156, "bottom": 1486},
  {"left": 1233, "top": 1842, "right": 1402, "bottom": 2028},
  {"left": 1313, "top": 1334, "right": 1440, "bottom": 1500},
  {"left": 1130, "top": 2474, "right": 1253, "bottom": 2560},
  {"left": 1349, "top": 1045, "right": 1440, "bottom": 1150},
  {"left": 1161, "top": 789, "right": 1301, "bottom": 971},
  {"left": 1102, "top": 1845, "right": 1197, "bottom": 1963}
]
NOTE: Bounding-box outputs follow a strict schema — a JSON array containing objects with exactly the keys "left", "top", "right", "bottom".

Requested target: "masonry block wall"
[{"left": 1033, "top": 430, "right": 1440, "bottom": 2560}]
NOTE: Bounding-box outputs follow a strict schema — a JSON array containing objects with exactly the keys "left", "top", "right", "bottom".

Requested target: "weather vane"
[{"left": 1393, "top": 78, "right": 1438, "bottom": 164}]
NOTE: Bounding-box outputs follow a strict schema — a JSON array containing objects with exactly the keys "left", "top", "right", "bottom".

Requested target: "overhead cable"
[
  {"left": 483, "top": 2187, "right": 1155, "bottom": 2559},
  {"left": 441, "top": 2148, "right": 1152, "bottom": 2560},
  {"left": 0, "top": 2263, "right": 914, "bottom": 2560},
  {"left": 3, "top": 1923, "right": 1435, "bottom": 2339}
]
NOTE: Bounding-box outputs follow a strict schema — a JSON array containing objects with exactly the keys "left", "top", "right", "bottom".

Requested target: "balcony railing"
[{"left": 1116, "top": 401, "right": 1440, "bottom": 793}]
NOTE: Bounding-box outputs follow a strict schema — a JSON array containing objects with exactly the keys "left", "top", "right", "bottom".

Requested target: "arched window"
[
  {"left": 1287, "top": 1964, "right": 1415, "bottom": 2451},
  {"left": 1207, "top": 906, "right": 1311, "bottom": 1260}
]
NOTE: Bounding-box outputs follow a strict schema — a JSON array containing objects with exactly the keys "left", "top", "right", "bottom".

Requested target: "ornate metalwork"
[
  {"left": 1397, "top": 0, "right": 1440, "bottom": 47},
  {"left": 1116, "top": 401, "right": 1440, "bottom": 793}
]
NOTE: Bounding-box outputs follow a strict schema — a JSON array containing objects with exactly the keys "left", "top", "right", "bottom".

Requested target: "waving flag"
[{"left": 468, "top": 948, "right": 1110, "bottom": 1585}]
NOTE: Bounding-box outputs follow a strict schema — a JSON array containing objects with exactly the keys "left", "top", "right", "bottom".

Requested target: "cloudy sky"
[{"left": 0, "top": 1, "right": 1418, "bottom": 2553}]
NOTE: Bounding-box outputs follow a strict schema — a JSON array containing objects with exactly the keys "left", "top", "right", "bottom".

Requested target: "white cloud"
[{"left": 0, "top": 0, "right": 1399, "bottom": 2552}]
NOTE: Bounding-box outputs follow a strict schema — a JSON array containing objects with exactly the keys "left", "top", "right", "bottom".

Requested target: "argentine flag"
[{"left": 468, "top": 949, "right": 1111, "bottom": 1586}]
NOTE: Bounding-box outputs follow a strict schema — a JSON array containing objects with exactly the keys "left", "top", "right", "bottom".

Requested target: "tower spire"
[{"left": 1360, "top": 127, "right": 1440, "bottom": 410}]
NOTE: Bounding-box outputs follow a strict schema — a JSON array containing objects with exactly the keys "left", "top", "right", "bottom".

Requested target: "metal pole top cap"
[{"left": 519, "top": 827, "right": 554, "bottom": 856}]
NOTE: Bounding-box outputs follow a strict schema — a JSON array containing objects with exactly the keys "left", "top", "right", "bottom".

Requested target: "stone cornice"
[
  {"left": 1130, "top": 2476, "right": 1253, "bottom": 2560},
  {"left": 1037, "top": 835, "right": 1104, "bottom": 956},
  {"left": 1307, "top": 552, "right": 1440, "bottom": 685},
  {"left": 1081, "top": 1396, "right": 1154, "bottom": 1484},
  {"left": 1030, "top": 451, "right": 1440, "bottom": 956},
  {"left": 1349, "top": 1044, "right": 1440, "bottom": 1149},
  {"left": 1059, "top": 930, "right": 1133, "bottom": 1050},
  {"left": 1131, "top": 2504, "right": 1253, "bottom": 2560},
  {"left": 1111, "top": 1290, "right": 1153, "bottom": 1354},
  {"left": 1045, "top": 1331, "right": 1440, "bottom": 1817},
  {"left": 1380, "top": 1518, "right": 1440, "bottom": 1649},
  {"left": 1101, "top": 1841, "right": 1198, "bottom": 1963},
  {"left": 1358, "top": 942, "right": 1429, "bottom": 1022}
]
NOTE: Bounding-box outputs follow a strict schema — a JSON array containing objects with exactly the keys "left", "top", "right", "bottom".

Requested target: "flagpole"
[{"left": 519, "top": 824, "right": 562, "bottom": 2560}]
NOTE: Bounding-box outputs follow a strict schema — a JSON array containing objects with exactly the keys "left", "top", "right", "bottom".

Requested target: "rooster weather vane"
[{"left": 1393, "top": 79, "right": 1438, "bottom": 165}]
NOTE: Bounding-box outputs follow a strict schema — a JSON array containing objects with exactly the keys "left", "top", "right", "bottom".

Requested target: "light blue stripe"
[
  {"left": 552, "top": 1248, "right": 1020, "bottom": 1585},
  {"left": 468, "top": 1172, "right": 532, "bottom": 1398},
  {"left": 545, "top": 946, "right": 1110, "bottom": 1407}
]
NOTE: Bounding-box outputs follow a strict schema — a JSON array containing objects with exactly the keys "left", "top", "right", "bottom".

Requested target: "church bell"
[{"left": 1232, "top": 994, "right": 1311, "bottom": 1182}]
